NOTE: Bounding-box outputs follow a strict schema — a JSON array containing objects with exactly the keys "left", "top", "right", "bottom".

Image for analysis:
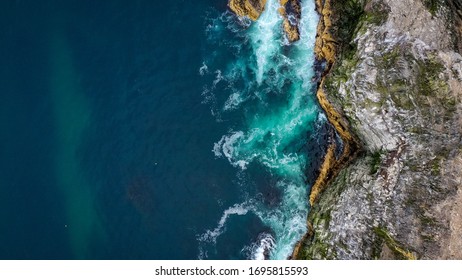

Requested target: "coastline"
[
  {"left": 291, "top": 0, "right": 361, "bottom": 259},
  {"left": 294, "top": 0, "right": 462, "bottom": 260},
  {"left": 225, "top": 0, "right": 362, "bottom": 259},
  {"left": 226, "top": 0, "right": 462, "bottom": 260}
]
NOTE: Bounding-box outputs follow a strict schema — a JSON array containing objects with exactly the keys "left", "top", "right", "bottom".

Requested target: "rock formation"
[
  {"left": 296, "top": 0, "right": 462, "bottom": 259},
  {"left": 228, "top": 0, "right": 303, "bottom": 43},
  {"left": 228, "top": 0, "right": 268, "bottom": 20},
  {"left": 278, "top": 0, "right": 302, "bottom": 42}
]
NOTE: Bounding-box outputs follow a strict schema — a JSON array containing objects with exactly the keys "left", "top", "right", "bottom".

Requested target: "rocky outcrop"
[
  {"left": 228, "top": 0, "right": 302, "bottom": 43},
  {"left": 278, "top": 0, "right": 302, "bottom": 42},
  {"left": 308, "top": 2, "right": 366, "bottom": 206},
  {"left": 313, "top": 0, "right": 336, "bottom": 64},
  {"left": 228, "top": 0, "right": 268, "bottom": 21},
  {"left": 296, "top": 0, "right": 462, "bottom": 259}
]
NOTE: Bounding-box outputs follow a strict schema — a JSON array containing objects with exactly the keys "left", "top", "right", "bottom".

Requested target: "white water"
[{"left": 199, "top": 0, "right": 320, "bottom": 259}]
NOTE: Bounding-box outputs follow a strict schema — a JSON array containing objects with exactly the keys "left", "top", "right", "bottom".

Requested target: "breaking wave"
[{"left": 199, "top": 0, "right": 320, "bottom": 259}]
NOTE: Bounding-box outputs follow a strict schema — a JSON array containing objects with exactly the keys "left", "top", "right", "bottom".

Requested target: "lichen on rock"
[{"left": 296, "top": 0, "right": 462, "bottom": 260}]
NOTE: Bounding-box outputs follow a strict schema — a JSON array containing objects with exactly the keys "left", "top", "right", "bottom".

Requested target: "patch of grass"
[
  {"left": 422, "top": 0, "right": 440, "bottom": 15},
  {"left": 369, "top": 150, "right": 383, "bottom": 175},
  {"left": 381, "top": 48, "right": 401, "bottom": 68},
  {"left": 430, "top": 158, "right": 441, "bottom": 176},
  {"left": 361, "top": 9, "right": 388, "bottom": 26}
]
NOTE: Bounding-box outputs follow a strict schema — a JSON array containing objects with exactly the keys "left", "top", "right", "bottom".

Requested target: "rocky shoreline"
[
  {"left": 227, "top": 0, "right": 462, "bottom": 260},
  {"left": 296, "top": 0, "right": 462, "bottom": 259},
  {"left": 228, "top": 0, "right": 303, "bottom": 42}
]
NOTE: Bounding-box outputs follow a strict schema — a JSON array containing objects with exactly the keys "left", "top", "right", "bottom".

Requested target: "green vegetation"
[
  {"left": 430, "top": 158, "right": 441, "bottom": 176},
  {"left": 331, "top": 0, "right": 365, "bottom": 57},
  {"left": 361, "top": 7, "right": 388, "bottom": 26},
  {"left": 422, "top": 0, "right": 440, "bottom": 15},
  {"left": 297, "top": 234, "right": 337, "bottom": 260},
  {"left": 297, "top": 169, "right": 351, "bottom": 259},
  {"left": 369, "top": 150, "right": 383, "bottom": 175},
  {"left": 381, "top": 48, "right": 400, "bottom": 68},
  {"left": 374, "top": 227, "right": 417, "bottom": 259},
  {"left": 416, "top": 57, "right": 446, "bottom": 96}
]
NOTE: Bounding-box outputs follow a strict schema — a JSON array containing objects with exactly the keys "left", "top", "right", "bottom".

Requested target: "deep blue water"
[{"left": 0, "top": 0, "right": 325, "bottom": 259}]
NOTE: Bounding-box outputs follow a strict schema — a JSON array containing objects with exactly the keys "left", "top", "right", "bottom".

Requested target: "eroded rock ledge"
[
  {"left": 291, "top": 0, "right": 363, "bottom": 259},
  {"left": 278, "top": 0, "right": 302, "bottom": 42},
  {"left": 228, "top": 0, "right": 268, "bottom": 20}
]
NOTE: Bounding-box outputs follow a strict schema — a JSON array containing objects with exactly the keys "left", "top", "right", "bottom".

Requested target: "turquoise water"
[
  {"left": 0, "top": 0, "right": 324, "bottom": 259},
  {"left": 199, "top": 0, "right": 321, "bottom": 259}
]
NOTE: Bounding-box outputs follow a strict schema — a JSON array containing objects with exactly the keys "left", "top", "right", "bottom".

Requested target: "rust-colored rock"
[
  {"left": 308, "top": 0, "right": 360, "bottom": 206},
  {"left": 314, "top": 0, "right": 336, "bottom": 64},
  {"left": 228, "top": 0, "right": 268, "bottom": 21},
  {"left": 292, "top": 0, "right": 361, "bottom": 259},
  {"left": 278, "top": 0, "right": 301, "bottom": 43}
]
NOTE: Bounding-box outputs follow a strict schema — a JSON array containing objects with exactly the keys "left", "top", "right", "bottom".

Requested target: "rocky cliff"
[{"left": 296, "top": 0, "right": 462, "bottom": 259}]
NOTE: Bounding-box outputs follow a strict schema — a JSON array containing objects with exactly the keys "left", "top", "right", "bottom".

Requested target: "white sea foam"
[
  {"left": 199, "top": 62, "right": 208, "bottom": 76},
  {"left": 249, "top": 0, "right": 283, "bottom": 84},
  {"left": 242, "top": 232, "right": 276, "bottom": 260},
  {"left": 213, "top": 70, "right": 224, "bottom": 87},
  {"left": 213, "top": 131, "right": 242, "bottom": 158},
  {"left": 198, "top": 202, "right": 251, "bottom": 244},
  {"left": 253, "top": 233, "right": 276, "bottom": 260},
  {"left": 223, "top": 91, "right": 244, "bottom": 111},
  {"left": 201, "top": 0, "right": 320, "bottom": 260}
]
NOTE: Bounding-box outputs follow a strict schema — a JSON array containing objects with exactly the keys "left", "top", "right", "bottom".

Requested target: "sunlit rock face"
[
  {"left": 228, "top": 0, "right": 268, "bottom": 20},
  {"left": 295, "top": 0, "right": 462, "bottom": 260}
]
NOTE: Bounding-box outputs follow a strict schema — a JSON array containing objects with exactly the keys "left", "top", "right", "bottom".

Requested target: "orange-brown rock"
[
  {"left": 314, "top": 0, "right": 336, "bottom": 64},
  {"left": 228, "top": 0, "right": 268, "bottom": 21},
  {"left": 292, "top": 0, "right": 361, "bottom": 259},
  {"left": 278, "top": 0, "right": 301, "bottom": 43},
  {"left": 305, "top": 0, "right": 360, "bottom": 206}
]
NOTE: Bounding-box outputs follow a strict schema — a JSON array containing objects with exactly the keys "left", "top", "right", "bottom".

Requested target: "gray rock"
[{"left": 302, "top": 0, "right": 462, "bottom": 259}]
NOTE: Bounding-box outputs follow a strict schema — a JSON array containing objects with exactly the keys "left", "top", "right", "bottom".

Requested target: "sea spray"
[{"left": 199, "top": 0, "right": 320, "bottom": 259}]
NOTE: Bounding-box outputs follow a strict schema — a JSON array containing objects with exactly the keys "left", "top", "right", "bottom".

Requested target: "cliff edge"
[{"left": 296, "top": 0, "right": 462, "bottom": 259}]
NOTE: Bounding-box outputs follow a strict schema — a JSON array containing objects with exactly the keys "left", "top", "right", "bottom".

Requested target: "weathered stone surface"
[
  {"left": 297, "top": 0, "right": 462, "bottom": 259},
  {"left": 314, "top": 0, "right": 336, "bottom": 64},
  {"left": 228, "top": 0, "right": 268, "bottom": 21},
  {"left": 448, "top": 0, "right": 462, "bottom": 53}
]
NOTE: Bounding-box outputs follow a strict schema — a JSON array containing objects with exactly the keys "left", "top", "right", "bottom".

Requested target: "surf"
[{"left": 199, "top": 0, "right": 321, "bottom": 259}]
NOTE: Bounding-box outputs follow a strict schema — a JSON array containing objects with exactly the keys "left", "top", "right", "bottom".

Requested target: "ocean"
[{"left": 0, "top": 0, "right": 326, "bottom": 259}]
